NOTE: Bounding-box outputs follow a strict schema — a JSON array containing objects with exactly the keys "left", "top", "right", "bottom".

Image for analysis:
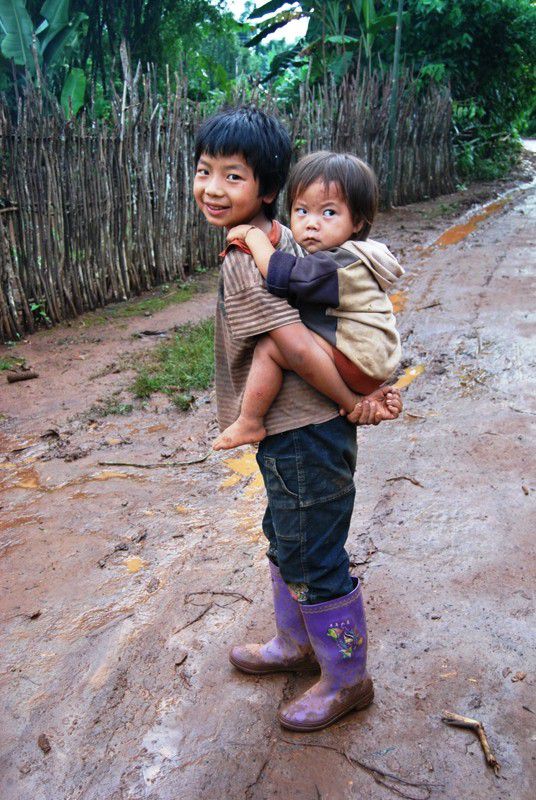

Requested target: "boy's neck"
[{"left": 230, "top": 210, "right": 273, "bottom": 234}]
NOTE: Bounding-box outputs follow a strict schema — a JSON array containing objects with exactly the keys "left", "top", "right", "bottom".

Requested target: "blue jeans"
[{"left": 256, "top": 415, "right": 357, "bottom": 605}]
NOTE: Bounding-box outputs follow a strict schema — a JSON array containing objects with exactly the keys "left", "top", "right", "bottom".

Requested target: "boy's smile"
[
  {"left": 194, "top": 153, "right": 274, "bottom": 231},
  {"left": 291, "top": 181, "right": 361, "bottom": 253}
]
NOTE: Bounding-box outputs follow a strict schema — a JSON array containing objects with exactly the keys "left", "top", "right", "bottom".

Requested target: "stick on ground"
[
  {"left": 441, "top": 711, "right": 500, "bottom": 775},
  {"left": 6, "top": 370, "right": 39, "bottom": 383}
]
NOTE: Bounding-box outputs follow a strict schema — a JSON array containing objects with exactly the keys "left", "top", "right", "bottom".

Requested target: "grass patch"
[
  {"left": 109, "top": 283, "right": 195, "bottom": 319},
  {"left": 132, "top": 318, "right": 214, "bottom": 410},
  {"left": 0, "top": 355, "right": 26, "bottom": 371},
  {"left": 87, "top": 396, "right": 134, "bottom": 418},
  {"left": 80, "top": 281, "right": 197, "bottom": 327}
]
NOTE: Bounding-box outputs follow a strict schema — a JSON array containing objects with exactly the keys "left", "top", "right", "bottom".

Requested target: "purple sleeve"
[{"left": 266, "top": 250, "right": 340, "bottom": 306}]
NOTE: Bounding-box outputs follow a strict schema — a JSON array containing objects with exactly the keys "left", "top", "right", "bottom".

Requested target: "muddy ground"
[{"left": 1, "top": 155, "right": 535, "bottom": 800}]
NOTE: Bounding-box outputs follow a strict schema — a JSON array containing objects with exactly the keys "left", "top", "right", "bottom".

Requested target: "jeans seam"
[
  {"left": 294, "top": 429, "right": 310, "bottom": 587},
  {"left": 300, "top": 482, "right": 356, "bottom": 509}
]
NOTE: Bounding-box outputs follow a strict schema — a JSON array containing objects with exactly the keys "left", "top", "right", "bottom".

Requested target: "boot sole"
[
  {"left": 229, "top": 653, "right": 320, "bottom": 675},
  {"left": 278, "top": 677, "right": 374, "bottom": 731}
]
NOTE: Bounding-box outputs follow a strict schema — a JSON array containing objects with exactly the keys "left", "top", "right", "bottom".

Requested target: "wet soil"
[{"left": 1, "top": 155, "right": 535, "bottom": 799}]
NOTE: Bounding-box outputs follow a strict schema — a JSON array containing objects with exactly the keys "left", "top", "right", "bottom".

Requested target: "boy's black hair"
[
  {"left": 194, "top": 106, "right": 292, "bottom": 220},
  {"left": 287, "top": 151, "right": 379, "bottom": 240}
]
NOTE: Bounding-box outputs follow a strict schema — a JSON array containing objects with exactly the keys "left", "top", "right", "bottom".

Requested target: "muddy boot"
[
  {"left": 229, "top": 561, "right": 318, "bottom": 674},
  {"left": 278, "top": 578, "right": 373, "bottom": 731}
]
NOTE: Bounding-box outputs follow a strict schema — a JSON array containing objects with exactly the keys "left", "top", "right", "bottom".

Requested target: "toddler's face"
[
  {"left": 194, "top": 152, "right": 267, "bottom": 229},
  {"left": 290, "top": 180, "right": 361, "bottom": 253}
]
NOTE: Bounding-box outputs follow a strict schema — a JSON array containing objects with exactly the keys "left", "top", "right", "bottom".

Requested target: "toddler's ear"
[{"left": 353, "top": 219, "right": 365, "bottom": 235}]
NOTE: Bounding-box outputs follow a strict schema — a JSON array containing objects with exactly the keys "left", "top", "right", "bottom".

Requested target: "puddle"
[
  {"left": 16, "top": 467, "right": 43, "bottom": 490},
  {"left": 90, "top": 470, "right": 131, "bottom": 482},
  {"left": 220, "top": 450, "right": 265, "bottom": 540},
  {"left": 390, "top": 291, "right": 407, "bottom": 314},
  {"left": 434, "top": 199, "right": 507, "bottom": 246},
  {"left": 221, "top": 451, "right": 263, "bottom": 497},
  {"left": 125, "top": 556, "right": 145, "bottom": 573},
  {"left": 394, "top": 365, "right": 425, "bottom": 389}
]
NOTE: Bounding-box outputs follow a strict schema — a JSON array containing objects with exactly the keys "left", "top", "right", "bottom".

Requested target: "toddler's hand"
[
  {"left": 346, "top": 386, "right": 403, "bottom": 426},
  {"left": 227, "top": 225, "right": 255, "bottom": 243}
]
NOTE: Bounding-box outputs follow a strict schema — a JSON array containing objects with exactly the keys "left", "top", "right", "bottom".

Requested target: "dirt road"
[{"left": 1, "top": 175, "right": 535, "bottom": 799}]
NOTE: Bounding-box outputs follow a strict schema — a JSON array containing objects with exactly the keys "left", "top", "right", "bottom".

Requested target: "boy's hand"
[
  {"left": 345, "top": 386, "right": 403, "bottom": 425},
  {"left": 227, "top": 225, "right": 256, "bottom": 243}
]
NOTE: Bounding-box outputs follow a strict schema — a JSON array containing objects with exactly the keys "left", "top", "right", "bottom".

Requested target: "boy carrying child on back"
[
  {"left": 193, "top": 106, "right": 403, "bottom": 731},
  {"left": 213, "top": 149, "right": 404, "bottom": 450}
]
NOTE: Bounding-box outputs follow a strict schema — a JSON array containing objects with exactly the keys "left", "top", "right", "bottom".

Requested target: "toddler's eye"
[
  {"left": 294, "top": 207, "right": 307, "bottom": 216},
  {"left": 323, "top": 209, "right": 336, "bottom": 218}
]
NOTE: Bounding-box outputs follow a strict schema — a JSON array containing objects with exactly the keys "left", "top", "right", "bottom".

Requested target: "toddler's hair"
[
  {"left": 194, "top": 106, "right": 291, "bottom": 220},
  {"left": 287, "top": 151, "right": 378, "bottom": 239}
]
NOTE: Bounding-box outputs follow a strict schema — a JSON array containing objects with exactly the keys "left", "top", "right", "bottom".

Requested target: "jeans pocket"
[{"left": 263, "top": 456, "right": 298, "bottom": 499}]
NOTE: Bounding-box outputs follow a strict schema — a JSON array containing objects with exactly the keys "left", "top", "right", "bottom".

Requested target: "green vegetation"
[
  {"left": 79, "top": 282, "right": 196, "bottom": 327},
  {"left": 132, "top": 318, "right": 214, "bottom": 410},
  {"left": 401, "top": 0, "right": 536, "bottom": 178},
  {"left": 87, "top": 395, "right": 134, "bottom": 418},
  {"left": 107, "top": 283, "right": 195, "bottom": 320},
  {"left": 0, "top": 0, "right": 87, "bottom": 110},
  {"left": 29, "top": 299, "right": 52, "bottom": 327},
  {"left": 249, "top": 0, "right": 535, "bottom": 179},
  {"left": 1, "top": 1, "right": 534, "bottom": 179},
  {"left": 0, "top": 355, "right": 25, "bottom": 371}
]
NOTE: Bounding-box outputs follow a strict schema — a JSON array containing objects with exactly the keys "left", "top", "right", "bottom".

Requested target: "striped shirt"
[{"left": 215, "top": 223, "right": 338, "bottom": 436}]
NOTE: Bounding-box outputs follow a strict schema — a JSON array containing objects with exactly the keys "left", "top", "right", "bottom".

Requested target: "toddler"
[{"left": 213, "top": 151, "right": 403, "bottom": 450}]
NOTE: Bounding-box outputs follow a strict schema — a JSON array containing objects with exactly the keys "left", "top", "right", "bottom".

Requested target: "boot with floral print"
[
  {"left": 229, "top": 561, "right": 319, "bottom": 674},
  {"left": 278, "top": 578, "right": 373, "bottom": 730}
]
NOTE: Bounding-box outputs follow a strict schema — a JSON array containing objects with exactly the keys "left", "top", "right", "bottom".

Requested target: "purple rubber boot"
[
  {"left": 278, "top": 578, "right": 373, "bottom": 731},
  {"left": 229, "top": 561, "right": 318, "bottom": 674}
]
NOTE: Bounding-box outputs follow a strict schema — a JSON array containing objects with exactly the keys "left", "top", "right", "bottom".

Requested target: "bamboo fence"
[{"left": 0, "top": 66, "right": 455, "bottom": 340}]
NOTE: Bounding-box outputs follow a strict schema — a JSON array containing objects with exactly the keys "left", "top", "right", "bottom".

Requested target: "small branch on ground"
[
  {"left": 6, "top": 370, "right": 39, "bottom": 383},
  {"left": 173, "top": 604, "right": 213, "bottom": 634},
  {"left": 416, "top": 301, "right": 442, "bottom": 311},
  {"left": 441, "top": 711, "right": 500, "bottom": 775},
  {"left": 97, "top": 453, "right": 210, "bottom": 468},
  {"left": 386, "top": 475, "right": 425, "bottom": 488},
  {"left": 185, "top": 590, "right": 252, "bottom": 605}
]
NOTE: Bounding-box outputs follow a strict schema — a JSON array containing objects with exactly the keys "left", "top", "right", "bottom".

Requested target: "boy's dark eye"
[
  {"left": 196, "top": 168, "right": 209, "bottom": 176},
  {"left": 228, "top": 173, "right": 242, "bottom": 181}
]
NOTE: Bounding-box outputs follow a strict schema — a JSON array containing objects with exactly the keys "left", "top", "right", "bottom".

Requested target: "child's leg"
[
  {"left": 213, "top": 326, "right": 361, "bottom": 450},
  {"left": 213, "top": 336, "right": 283, "bottom": 450}
]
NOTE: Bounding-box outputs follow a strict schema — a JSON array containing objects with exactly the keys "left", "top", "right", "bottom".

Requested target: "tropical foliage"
[
  {"left": 0, "top": 1, "right": 535, "bottom": 177},
  {"left": 0, "top": 0, "right": 87, "bottom": 113},
  {"left": 244, "top": 0, "right": 536, "bottom": 176}
]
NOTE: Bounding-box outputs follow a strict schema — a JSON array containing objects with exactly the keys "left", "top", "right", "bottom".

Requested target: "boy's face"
[
  {"left": 194, "top": 153, "right": 273, "bottom": 230},
  {"left": 290, "top": 180, "right": 361, "bottom": 253}
]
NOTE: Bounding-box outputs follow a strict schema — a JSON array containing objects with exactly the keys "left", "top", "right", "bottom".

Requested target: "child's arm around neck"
[{"left": 226, "top": 225, "right": 275, "bottom": 278}]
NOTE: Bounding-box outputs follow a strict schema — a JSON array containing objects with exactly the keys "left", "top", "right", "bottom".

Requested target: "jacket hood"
[{"left": 340, "top": 238, "right": 404, "bottom": 290}]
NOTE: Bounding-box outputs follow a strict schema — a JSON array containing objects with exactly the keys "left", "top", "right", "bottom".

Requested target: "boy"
[{"left": 194, "top": 106, "right": 402, "bottom": 731}]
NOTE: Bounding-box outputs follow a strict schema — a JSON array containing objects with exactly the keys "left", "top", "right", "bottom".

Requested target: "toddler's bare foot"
[{"left": 213, "top": 417, "right": 267, "bottom": 450}]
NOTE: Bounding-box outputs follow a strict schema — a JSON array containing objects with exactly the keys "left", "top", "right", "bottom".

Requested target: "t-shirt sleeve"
[{"left": 222, "top": 247, "right": 300, "bottom": 340}]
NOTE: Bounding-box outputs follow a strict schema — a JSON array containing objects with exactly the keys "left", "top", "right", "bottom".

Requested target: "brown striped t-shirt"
[{"left": 215, "top": 222, "right": 339, "bottom": 436}]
